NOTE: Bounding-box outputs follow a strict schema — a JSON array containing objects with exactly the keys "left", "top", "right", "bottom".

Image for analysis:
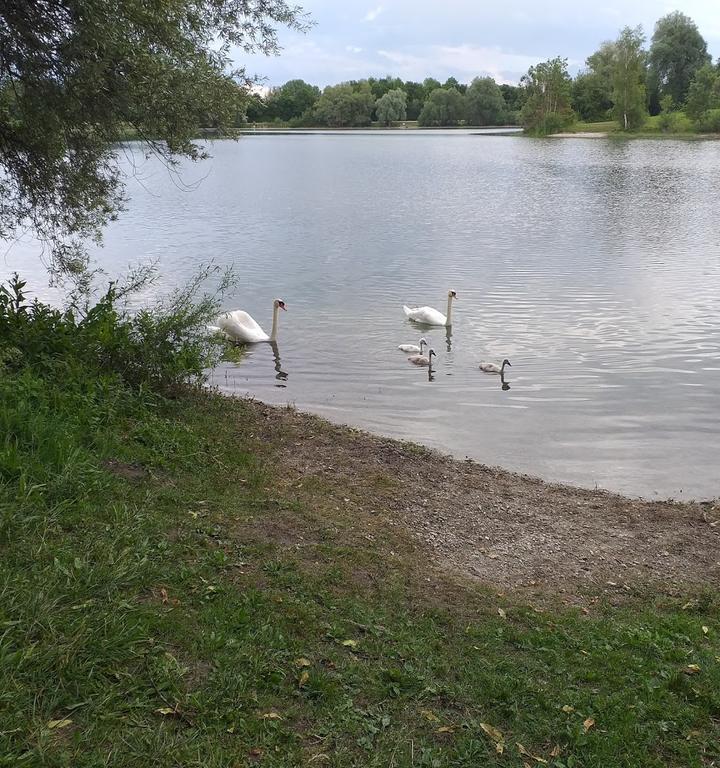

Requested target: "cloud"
[
  {"left": 362, "top": 5, "right": 384, "bottom": 22},
  {"left": 378, "top": 44, "right": 544, "bottom": 84},
  {"left": 346, "top": 45, "right": 364, "bottom": 53}
]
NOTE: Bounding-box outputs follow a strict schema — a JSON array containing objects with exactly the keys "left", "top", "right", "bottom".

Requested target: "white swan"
[
  {"left": 398, "top": 337, "right": 427, "bottom": 354},
  {"left": 479, "top": 358, "right": 511, "bottom": 375},
  {"left": 408, "top": 348, "right": 436, "bottom": 367},
  {"left": 214, "top": 299, "right": 287, "bottom": 344},
  {"left": 403, "top": 290, "right": 457, "bottom": 326}
]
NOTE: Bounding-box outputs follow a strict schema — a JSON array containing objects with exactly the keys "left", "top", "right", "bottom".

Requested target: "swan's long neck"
[
  {"left": 445, "top": 294, "right": 453, "bottom": 326},
  {"left": 501, "top": 361, "right": 507, "bottom": 374},
  {"left": 270, "top": 303, "right": 280, "bottom": 342}
]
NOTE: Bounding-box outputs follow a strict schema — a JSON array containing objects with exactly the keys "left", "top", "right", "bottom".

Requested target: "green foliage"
[
  {"left": 685, "top": 64, "right": 720, "bottom": 121},
  {"left": 314, "top": 81, "right": 375, "bottom": 127},
  {"left": 694, "top": 108, "right": 720, "bottom": 133},
  {"left": 611, "top": 26, "right": 648, "bottom": 130},
  {"left": 465, "top": 77, "right": 506, "bottom": 126},
  {"left": 572, "top": 71, "right": 613, "bottom": 121},
  {"left": 265, "top": 79, "right": 320, "bottom": 122},
  {"left": 0, "top": 269, "right": 226, "bottom": 392},
  {"left": 417, "top": 87, "right": 465, "bottom": 126},
  {"left": 375, "top": 89, "right": 408, "bottom": 125},
  {"left": 0, "top": 0, "right": 308, "bottom": 275},
  {"left": 520, "top": 57, "right": 575, "bottom": 134},
  {"left": 649, "top": 11, "right": 711, "bottom": 107}
]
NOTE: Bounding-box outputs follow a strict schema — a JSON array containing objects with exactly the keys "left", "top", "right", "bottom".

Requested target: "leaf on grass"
[
  {"left": 341, "top": 639, "right": 358, "bottom": 649},
  {"left": 47, "top": 719, "right": 73, "bottom": 730},
  {"left": 436, "top": 725, "right": 456, "bottom": 734},
  {"left": 260, "top": 712, "right": 283, "bottom": 720},
  {"left": 155, "top": 707, "right": 177, "bottom": 716},
  {"left": 249, "top": 747, "right": 263, "bottom": 757},
  {"left": 420, "top": 709, "right": 440, "bottom": 722},
  {"left": 516, "top": 743, "right": 548, "bottom": 764},
  {"left": 684, "top": 664, "right": 701, "bottom": 675},
  {"left": 294, "top": 657, "right": 311, "bottom": 668},
  {"left": 702, "top": 626, "right": 709, "bottom": 635},
  {"left": 298, "top": 671, "right": 309, "bottom": 687},
  {"left": 583, "top": 717, "right": 595, "bottom": 732},
  {"left": 160, "top": 588, "right": 169, "bottom": 604},
  {"left": 497, "top": 608, "right": 507, "bottom": 619},
  {"left": 480, "top": 723, "right": 505, "bottom": 753},
  {"left": 550, "top": 744, "right": 561, "bottom": 757},
  {"left": 561, "top": 705, "right": 575, "bottom": 713}
]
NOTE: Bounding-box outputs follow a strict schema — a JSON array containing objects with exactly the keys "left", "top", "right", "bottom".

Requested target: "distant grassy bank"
[
  {"left": 557, "top": 113, "right": 720, "bottom": 139},
  {"left": 1, "top": 278, "right": 719, "bottom": 766}
]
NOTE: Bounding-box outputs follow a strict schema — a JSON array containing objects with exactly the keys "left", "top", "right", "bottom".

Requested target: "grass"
[
  {"left": 564, "top": 113, "right": 718, "bottom": 139},
  {"left": 1, "top": 363, "right": 719, "bottom": 768}
]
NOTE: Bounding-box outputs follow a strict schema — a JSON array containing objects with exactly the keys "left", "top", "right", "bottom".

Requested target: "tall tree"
[
  {"left": 403, "top": 81, "right": 426, "bottom": 120},
  {"left": 520, "top": 57, "right": 574, "bottom": 134},
  {"left": 499, "top": 84, "right": 526, "bottom": 122},
  {"left": 465, "top": 77, "right": 506, "bottom": 125},
  {"left": 0, "top": 0, "right": 308, "bottom": 274},
  {"left": 611, "top": 26, "right": 647, "bottom": 130},
  {"left": 417, "top": 87, "right": 465, "bottom": 126},
  {"left": 375, "top": 89, "right": 407, "bottom": 125},
  {"left": 314, "top": 82, "right": 375, "bottom": 127},
  {"left": 265, "top": 79, "right": 320, "bottom": 122},
  {"left": 649, "top": 12, "right": 710, "bottom": 106},
  {"left": 443, "top": 76, "right": 467, "bottom": 94},
  {"left": 572, "top": 41, "right": 616, "bottom": 121}
]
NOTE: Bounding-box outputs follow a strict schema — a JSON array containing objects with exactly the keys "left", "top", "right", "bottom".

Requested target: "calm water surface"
[{"left": 5, "top": 130, "right": 720, "bottom": 499}]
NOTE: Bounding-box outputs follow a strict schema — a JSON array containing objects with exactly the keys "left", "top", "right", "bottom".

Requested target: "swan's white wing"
[
  {"left": 217, "top": 309, "right": 269, "bottom": 343},
  {"left": 404, "top": 305, "right": 447, "bottom": 326},
  {"left": 398, "top": 344, "right": 421, "bottom": 353},
  {"left": 479, "top": 362, "right": 501, "bottom": 373}
]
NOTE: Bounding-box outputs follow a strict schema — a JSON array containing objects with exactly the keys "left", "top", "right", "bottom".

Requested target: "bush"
[
  {"left": 0, "top": 267, "right": 229, "bottom": 392},
  {"left": 695, "top": 108, "right": 720, "bottom": 133}
]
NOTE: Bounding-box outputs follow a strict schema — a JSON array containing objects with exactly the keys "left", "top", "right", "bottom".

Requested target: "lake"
[{"left": 4, "top": 130, "right": 720, "bottom": 499}]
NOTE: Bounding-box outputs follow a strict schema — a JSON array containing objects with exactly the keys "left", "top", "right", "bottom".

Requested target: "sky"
[{"left": 235, "top": 0, "right": 720, "bottom": 88}]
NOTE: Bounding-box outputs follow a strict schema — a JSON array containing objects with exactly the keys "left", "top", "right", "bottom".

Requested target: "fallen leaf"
[
  {"left": 298, "top": 670, "right": 309, "bottom": 687},
  {"left": 341, "top": 639, "right": 358, "bottom": 649},
  {"left": 583, "top": 717, "right": 595, "bottom": 732},
  {"left": 498, "top": 608, "right": 507, "bottom": 619},
  {"left": 702, "top": 626, "right": 709, "bottom": 635},
  {"left": 436, "top": 725, "right": 456, "bottom": 734},
  {"left": 260, "top": 712, "right": 283, "bottom": 720},
  {"left": 686, "top": 730, "right": 703, "bottom": 740},
  {"left": 480, "top": 722, "right": 504, "bottom": 743},
  {"left": 684, "top": 664, "right": 701, "bottom": 675},
  {"left": 562, "top": 705, "right": 575, "bottom": 713},
  {"left": 516, "top": 743, "right": 548, "bottom": 764},
  {"left": 249, "top": 747, "right": 263, "bottom": 757},
  {"left": 420, "top": 709, "right": 440, "bottom": 722},
  {"left": 550, "top": 744, "right": 561, "bottom": 757},
  {"left": 581, "top": 607, "right": 590, "bottom": 615},
  {"left": 155, "top": 707, "right": 177, "bottom": 716},
  {"left": 160, "top": 588, "right": 169, "bottom": 604},
  {"left": 47, "top": 719, "right": 73, "bottom": 730},
  {"left": 294, "top": 657, "right": 311, "bottom": 668}
]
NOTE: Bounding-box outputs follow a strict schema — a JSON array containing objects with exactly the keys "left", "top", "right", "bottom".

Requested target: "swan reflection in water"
[
  {"left": 500, "top": 372, "right": 510, "bottom": 391},
  {"left": 270, "top": 341, "right": 288, "bottom": 387},
  {"left": 445, "top": 326, "right": 452, "bottom": 352}
]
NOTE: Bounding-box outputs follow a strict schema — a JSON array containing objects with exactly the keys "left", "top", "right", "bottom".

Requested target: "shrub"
[{"left": 695, "top": 108, "right": 720, "bottom": 133}]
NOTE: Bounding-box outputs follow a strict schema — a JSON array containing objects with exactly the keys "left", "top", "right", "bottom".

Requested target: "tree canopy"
[
  {"left": 520, "top": 57, "right": 574, "bottom": 134},
  {"left": 465, "top": 77, "right": 506, "bottom": 126},
  {"left": 313, "top": 82, "right": 375, "bottom": 127},
  {"left": 417, "top": 87, "right": 465, "bottom": 127},
  {"left": 649, "top": 12, "right": 710, "bottom": 107},
  {"left": 375, "top": 89, "right": 407, "bottom": 125},
  {"left": 0, "top": 0, "right": 308, "bottom": 274},
  {"left": 611, "top": 26, "right": 647, "bottom": 130}
]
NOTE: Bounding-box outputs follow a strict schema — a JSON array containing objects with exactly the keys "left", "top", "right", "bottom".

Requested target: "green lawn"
[{"left": 1, "top": 362, "right": 719, "bottom": 767}]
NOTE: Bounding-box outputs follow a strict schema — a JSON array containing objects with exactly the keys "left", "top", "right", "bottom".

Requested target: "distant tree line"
[
  {"left": 244, "top": 11, "right": 720, "bottom": 136},
  {"left": 244, "top": 76, "right": 524, "bottom": 128},
  {"left": 522, "top": 11, "right": 720, "bottom": 134}
]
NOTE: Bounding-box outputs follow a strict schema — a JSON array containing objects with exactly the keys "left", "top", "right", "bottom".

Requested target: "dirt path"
[{"left": 251, "top": 401, "right": 720, "bottom": 598}]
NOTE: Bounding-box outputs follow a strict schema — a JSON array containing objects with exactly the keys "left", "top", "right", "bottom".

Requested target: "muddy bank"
[{"left": 247, "top": 399, "right": 720, "bottom": 598}]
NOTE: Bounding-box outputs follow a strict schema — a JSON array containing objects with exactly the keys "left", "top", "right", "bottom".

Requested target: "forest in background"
[{"left": 243, "top": 11, "right": 720, "bottom": 135}]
